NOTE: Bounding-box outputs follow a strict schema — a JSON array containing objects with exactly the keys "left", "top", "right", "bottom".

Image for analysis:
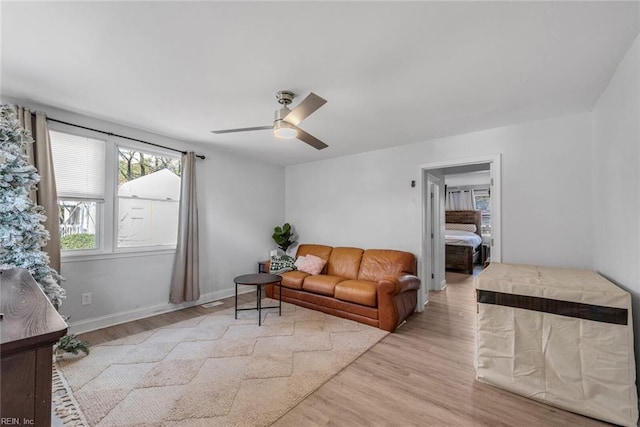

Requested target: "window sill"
[{"left": 62, "top": 248, "right": 177, "bottom": 263}]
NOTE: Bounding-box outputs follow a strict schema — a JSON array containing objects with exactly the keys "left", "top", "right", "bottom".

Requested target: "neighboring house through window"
[{"left": 117, "top": 148, "right": 181, "bottom": 248}]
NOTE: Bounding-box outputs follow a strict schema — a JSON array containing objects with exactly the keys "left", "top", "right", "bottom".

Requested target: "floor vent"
[{"left": 201, "top": 301, "right": 224, "bottom": 308}]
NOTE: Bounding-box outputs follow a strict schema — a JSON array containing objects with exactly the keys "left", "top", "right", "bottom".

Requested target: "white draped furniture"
[{"left": 475, "top": 263, "right": 638, "bottom": 427}]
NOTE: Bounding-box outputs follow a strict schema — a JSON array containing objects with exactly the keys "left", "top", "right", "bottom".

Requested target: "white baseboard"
[{"left": 68, "top": 287, "right": 252, "bottom": 335}]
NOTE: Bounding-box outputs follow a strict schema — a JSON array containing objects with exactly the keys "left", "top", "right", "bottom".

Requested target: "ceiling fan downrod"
[{"left": 273, "top": 91, "right": 296, "bottom": 138}]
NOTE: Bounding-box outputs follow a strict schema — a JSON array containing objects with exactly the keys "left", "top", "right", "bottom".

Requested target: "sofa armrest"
[
  {"left": 378, "top": 273, "right": 421, "bottom": 296},
  {"left": 377, "top": 273, "right": 421, "bottom": 332}
]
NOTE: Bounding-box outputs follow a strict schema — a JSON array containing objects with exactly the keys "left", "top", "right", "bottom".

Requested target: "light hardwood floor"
[
  {"left": 273, "top": 272, "right": 609, "bottom": 427},
  {"left": 78, "top": 275, "right": 610, "bottom": 426}
]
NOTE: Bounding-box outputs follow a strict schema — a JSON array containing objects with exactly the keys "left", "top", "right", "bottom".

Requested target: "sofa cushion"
[
  {"left": 280, "top": 270, "right": 309, "bottom": 290},
  {"left": 302, "top": 275, "right": 346, "bottom": 296},
  {"left": 296, "top": 244, "right": 333, "bottom": 274},
  {"left": 334, "top": 280, "right": 378, "bottom": 307},
  {"left": 358, "top": 249, "right": 417, "bottom": 282},
  {"left": 298, "top": 254, "right": 327, "bottom": 275},
  {"left": 327, "top": 247, "right": 364, "bottom": 280}
]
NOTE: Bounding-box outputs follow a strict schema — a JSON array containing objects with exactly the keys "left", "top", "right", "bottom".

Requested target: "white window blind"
[{"left": 50, "top": 131, "right": 105, "bottom": 200}]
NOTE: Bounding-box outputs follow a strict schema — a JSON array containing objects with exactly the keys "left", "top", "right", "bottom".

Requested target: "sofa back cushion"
[
  {"left": 357, "top": 249, "right": 417, "bottom": 282},
  {"left": 295, "top": 244, "right": 333, "bottom": 274},
  {"left": 327, "top": 247, "right": 364, "bottom": 280}
]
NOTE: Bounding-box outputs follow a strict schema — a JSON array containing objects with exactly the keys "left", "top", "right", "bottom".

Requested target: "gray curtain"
[
  {"left": 16, "top": 106, "right": 61, "bottom": 272},
  {"left": 170, "top": 151, "right": 200, "bottom": 303}
]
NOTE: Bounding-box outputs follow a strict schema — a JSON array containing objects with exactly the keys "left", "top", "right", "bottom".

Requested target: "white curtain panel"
[
  {"left": 170, "top": 151, "right": 200, "bottom": 304},
  {"left": 446, "top": 189, "right": 474, "bottom": 210},
  {"left": 16, "top": 106, "right": 62, "bottom": 272}
]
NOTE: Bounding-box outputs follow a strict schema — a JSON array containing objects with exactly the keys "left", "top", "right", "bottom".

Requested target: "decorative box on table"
[{"left": 475, "top": 263, "right": 638, "bottom": 427}]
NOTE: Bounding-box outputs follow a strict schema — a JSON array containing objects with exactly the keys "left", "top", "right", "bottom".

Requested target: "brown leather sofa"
[{"left": 266, "top": 244, "right": 420, "bottom": 332}]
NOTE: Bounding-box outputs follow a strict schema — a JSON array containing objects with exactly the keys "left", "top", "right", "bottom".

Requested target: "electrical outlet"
[{"left": 81, "top": 292, "right": 92, "bottom": 305}]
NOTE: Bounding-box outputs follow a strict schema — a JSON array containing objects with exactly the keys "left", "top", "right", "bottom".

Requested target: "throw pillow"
[
  {"left": 269, "top": 255, "right": 296, "bottom": 275},
  {"left": 294, "top": 256, "right": 306, "bottom": 269},
  {"left": 297, "top": 254, "right": 326, "bottom": 275}
]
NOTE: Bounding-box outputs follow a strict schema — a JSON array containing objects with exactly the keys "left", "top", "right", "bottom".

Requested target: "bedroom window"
[
  {"left": 117, "top": 148, "right": 181, "bottom": 248},
  {"left": 50, "top": 131, "right": 105, "bottom": 251},
  {"left": 472, "top": 188, "right": 491, "bottom": 236}
]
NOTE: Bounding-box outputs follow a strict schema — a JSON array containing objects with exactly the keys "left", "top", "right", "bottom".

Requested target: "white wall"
[
  {"left": 3, "top": 98, "right": 285, "bottom": 333},
  {"left": 286, "top": 112, "right": 593, "bottom": 269},
  {"left": 593, "top": 34, "right": 640, "bottom": 380}
]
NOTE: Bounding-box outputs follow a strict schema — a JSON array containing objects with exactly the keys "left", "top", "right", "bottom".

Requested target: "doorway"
[
  {"left": 424, "top": 173, "right": 443, "bottom": 302},
  {"left": 416, "top": 154, "right": 502, "bottom": 311}
]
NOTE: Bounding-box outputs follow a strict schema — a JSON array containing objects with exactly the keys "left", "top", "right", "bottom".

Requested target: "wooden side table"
[
  {"left": 257, "top": 260, "right": 268, "bottom": 273},
  {"left": 0, "top": 268, "right": 68, "bottom": 426}
]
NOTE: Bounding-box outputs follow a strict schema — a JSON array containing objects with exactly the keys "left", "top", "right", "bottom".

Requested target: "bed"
[{"left": 445, "top": 210, "right": 482, "bottom": 274}]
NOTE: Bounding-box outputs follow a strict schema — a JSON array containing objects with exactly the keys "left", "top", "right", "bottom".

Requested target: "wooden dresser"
[{"left": 0, "top": 268, "right": 67, "bottom": 426}]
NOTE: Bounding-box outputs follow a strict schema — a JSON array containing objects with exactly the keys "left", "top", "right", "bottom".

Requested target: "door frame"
[
  {"left": 415, "top": 154, "right": 502, "bottom": 311},
  {"left": 425, "top": 173, "right": 442, "bottom": 299}
]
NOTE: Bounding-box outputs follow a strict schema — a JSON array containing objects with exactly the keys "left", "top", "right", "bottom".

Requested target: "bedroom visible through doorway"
[
  {"left": 416, "top": 154, "right": 501, "bottom": 311},
  {"left": 444, "top": 166, "right": 492, "bottom": 274}
]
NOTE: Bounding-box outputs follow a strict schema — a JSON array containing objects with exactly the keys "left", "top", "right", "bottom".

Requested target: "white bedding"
[{"left": 445, "top": 229, "right": 482, "bottom": 248}]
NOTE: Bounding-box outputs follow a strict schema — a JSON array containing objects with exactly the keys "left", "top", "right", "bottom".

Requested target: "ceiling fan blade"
[
  {"left": 284, "top": 92, "right": 327, "bottom": 126},
  {"left": 294, "top": 126, "right": 328, "bottom": 150},
  {"left": 211, "top": 125, "right": 271, "bottom": 134}
]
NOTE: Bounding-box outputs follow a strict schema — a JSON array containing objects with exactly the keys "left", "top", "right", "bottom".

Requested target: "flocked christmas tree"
[{"left": 0, "top": 104, "right": 88, "bottom": 355}]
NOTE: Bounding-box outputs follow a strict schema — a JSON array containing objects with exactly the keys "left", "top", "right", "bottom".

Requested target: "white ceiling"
[{"left": 2, "top": 2, "right": 638, "bottom": 166}]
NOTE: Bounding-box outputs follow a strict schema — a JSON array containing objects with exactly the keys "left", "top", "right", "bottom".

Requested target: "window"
[
  {"left": 50, "top": 130, "right": 181, "bottom": 254},
  {"left": 117, "top": 148, "right": 181, "bottom": 248},
  {"left": 472, "top": 188, "right": 491, "bottom": 236},
  {"left": 58, "top": 200, "right": 98, "bottom": 250},
  {"left": 50, "top": 131, "right": 105, "bottom": 251}
]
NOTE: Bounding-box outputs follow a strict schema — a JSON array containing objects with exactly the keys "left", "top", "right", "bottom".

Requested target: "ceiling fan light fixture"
[
  {"left": 273, "top": 120, "right": 297, "bottom": 139},
  {"left": 211, "top": 91, "right": 327, "bottom": 150}
]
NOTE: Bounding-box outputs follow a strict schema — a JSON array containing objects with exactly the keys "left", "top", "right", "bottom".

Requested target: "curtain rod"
[{"left": 46, "top": 118, "right": 205, "bottom": 160}]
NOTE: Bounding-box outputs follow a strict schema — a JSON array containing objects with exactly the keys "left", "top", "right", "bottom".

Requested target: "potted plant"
[{"left": 272, "top": 222, "right": 297, "bottom": 254}]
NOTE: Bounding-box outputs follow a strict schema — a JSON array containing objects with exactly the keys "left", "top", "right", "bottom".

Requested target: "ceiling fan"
[{"left": 211, "top": 90, "right": 328, "bottom": 150}]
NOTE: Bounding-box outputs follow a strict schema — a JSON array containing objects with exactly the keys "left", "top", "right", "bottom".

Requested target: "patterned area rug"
[
  {"left": 56, "top": 299, "right": 388, "bottom": 426},
  {"left": 53, "top": 363, "right": 89, "bottom": 426}
]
